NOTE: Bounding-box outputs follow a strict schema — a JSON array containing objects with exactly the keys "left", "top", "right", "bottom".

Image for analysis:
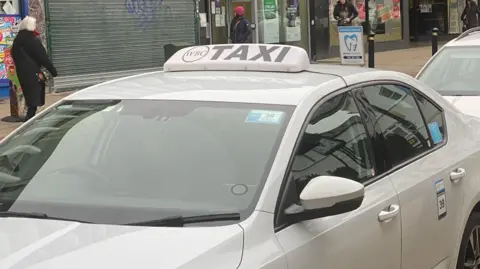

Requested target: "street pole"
[{"left": 364, "top": 0, "right": 375, "bottom": 68}]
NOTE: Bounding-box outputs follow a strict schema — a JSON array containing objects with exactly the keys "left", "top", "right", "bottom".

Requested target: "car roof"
[
  {"left": 65, "top": 45, "right": 400, "bottom": 106},
  {"left": 443, "top": 27, "right": 480, "bottom": 47}
]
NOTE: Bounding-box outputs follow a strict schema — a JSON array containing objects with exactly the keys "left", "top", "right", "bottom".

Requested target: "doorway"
[
  {"left": 210, "top": 0, "right": 230, "bottom": 44},
  {"left": 208, "top": 0, "right": 254, "bottom": 44},
  {"left": 309, "top": 0, "right": 330, "bottom": 60},
  {"left": 409, "top": 0, "right": 450, "bottom": 41},
  {"left": 231, "top": 0, "right": 254, "bottom": 42}
]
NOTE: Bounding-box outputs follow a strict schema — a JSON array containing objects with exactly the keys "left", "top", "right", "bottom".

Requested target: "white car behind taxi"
[
  {"left": 417, "top": 26, "right": 480, "bottom": 117},
  {"left": 1, "top": 44, "right": 480, "bottom": 269}
]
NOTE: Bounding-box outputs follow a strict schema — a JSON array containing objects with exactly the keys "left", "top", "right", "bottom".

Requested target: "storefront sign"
[{"left": 338, "top": 26, "right": 365, "bottom": 65}]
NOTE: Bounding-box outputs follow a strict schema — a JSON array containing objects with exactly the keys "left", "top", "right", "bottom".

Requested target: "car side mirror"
[{"left": 285, "top": 176, "right": 365, "bottom": 223}]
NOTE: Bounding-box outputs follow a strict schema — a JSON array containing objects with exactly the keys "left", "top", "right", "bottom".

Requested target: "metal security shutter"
[{"left": 46, "top": 0, "right": 195, "bottom": 91}]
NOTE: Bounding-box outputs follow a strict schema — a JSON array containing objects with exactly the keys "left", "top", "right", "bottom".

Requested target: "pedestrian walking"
[
  {"left": 11, "top": 16, "right": 57, "bottom": 122},
  {"left": 230, "top": 6, "right": 251, "bottom": 43},
  {"left": 461, "top": 0, "right": 480, "bottom": 31},
  {"left": 333, "top": 0, "right": 359, "bottom": 26}
]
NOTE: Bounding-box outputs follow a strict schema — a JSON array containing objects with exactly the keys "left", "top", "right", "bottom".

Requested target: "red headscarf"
[
  {"left": 234, "top": 6, "right": 244, "bottom": 16},
  {"left": 32, "top": 30, "right": 39, "bottom": 37}
]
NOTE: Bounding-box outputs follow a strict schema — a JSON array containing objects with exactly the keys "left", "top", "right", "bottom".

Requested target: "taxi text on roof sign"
[{"left": 163, "top": 44, "right": 311, "bottom": 73}]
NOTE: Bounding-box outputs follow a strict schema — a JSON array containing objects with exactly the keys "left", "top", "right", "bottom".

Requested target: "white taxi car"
[
  {"left": 417, "top": 26, "right": 480, "bottom": 117},
  {"left": 1, "top": 44, "right": 480, "bottom": 269}
]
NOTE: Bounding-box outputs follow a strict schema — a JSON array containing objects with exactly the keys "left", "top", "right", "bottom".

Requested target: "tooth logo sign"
[{"left": 344, "top": 34, "right": 358, "bottom": 51}]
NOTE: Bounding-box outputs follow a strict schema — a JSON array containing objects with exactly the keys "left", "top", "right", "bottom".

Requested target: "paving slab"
[{"left": 318, "top": 45, "right": 436, "bottom": 77}]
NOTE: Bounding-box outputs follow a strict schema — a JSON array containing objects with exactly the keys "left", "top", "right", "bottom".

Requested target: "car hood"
[
  {"left": 443, "top": 96, "right": 480, "bottom": 117},
  {"left": 0, "top": 218, "right": 244, "bottom": 269}
]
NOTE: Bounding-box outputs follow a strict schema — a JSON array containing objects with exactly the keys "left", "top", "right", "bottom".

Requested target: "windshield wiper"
[
  {"left": 125, "top": 213, "right": 241, "bottom": 227},
  {"left": 0, "top": 211, "right": 92, "bottom": 223}
]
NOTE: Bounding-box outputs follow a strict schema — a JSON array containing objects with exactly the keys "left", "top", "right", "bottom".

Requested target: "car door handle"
[
  {"left": 378, "top": 204, "right": 400, "bottom": 223},
  {"left": 450, "top": 168, "right": 466, "bottom": 183}
]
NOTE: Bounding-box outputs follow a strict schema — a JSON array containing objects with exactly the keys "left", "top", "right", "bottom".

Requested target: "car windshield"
[
  {"left": 0, "top": 99, "right": 293, "bottom": 226},
  {"left": 417, "top": 46, "right": 480, "bottom": 96}
]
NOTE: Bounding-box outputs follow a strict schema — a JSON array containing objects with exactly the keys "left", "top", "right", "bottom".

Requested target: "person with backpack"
[{"left": 230, "top": 6, "right": 251, "bottom": 43}]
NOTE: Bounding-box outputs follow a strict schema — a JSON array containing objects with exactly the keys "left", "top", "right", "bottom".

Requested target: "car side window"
[
  {"left": 358, "top": 84, "right": 432, "bottom": 168},
  {"left": 291, "top": 92, "right": 375, "bottom": 195},
  {"left": 413, "top": 91, "right": 446, "bottom": 145}
]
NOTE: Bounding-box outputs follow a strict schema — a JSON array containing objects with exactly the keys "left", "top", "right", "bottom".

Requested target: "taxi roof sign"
[{"left": 164, "top": 44, "right": 311, "bottom": 73}]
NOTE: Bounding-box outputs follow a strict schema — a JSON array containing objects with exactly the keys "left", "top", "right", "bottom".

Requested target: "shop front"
[
  {"left": 199, "top": 0, "right": 256, "bottom": 44},
  {"left": 256, "top": 0, "right": 310, "bottom": 52},
  {"left": 332, "top": 0, "right": 404, "bottom": 51},
  {"left": 201, "top": 0, "right": 409, "bottom": 60},
  {"left": 0, "top": 0, "right": 24, "bottom": 98},
  {"left": 45, "top": 0, "right": 196, "bottom": 91},
  {"left": 408, "top": 0, "right": 464, "bottom": 40},
  {"left": 310, "top": 0, "right": 407, "bottom": 59},
  {"left": 199, "top": 0, "right": 310, "bottom": 54}
]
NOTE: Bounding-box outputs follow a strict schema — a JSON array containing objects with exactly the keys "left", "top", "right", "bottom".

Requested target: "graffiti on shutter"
[{"left": 125, "top": 0, "right": 175, "bottom": 30}]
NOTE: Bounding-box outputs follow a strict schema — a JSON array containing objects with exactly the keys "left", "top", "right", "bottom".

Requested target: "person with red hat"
[{"left": 230, "top": 6, "right": 251, "bottom": 43}]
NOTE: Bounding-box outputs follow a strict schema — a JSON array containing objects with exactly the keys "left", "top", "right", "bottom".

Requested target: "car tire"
[{"left": 457, "top": 212, "right": 480, "bottom": 269}]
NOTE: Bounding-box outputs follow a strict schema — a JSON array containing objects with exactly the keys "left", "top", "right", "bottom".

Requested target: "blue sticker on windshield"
[
  {"left": 428, "top": 122, "right": 443, "bottom": 144},
  {"left": 245, "top": 110, "right": 284, "bottom": 124}
]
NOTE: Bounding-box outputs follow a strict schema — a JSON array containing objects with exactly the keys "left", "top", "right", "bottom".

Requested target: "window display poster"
[
  {"left": 393, "top": 2, "right": 400, "bottom": 19},
  {"left": 286, "top": 3, "right": 301, "bottom": 42},
  {"left": 357, "top": 2, "right": 366, "bottom": 20},
  {"left": 258, "top": 0, "right": 308, "bottom": 47},
  {"left": 264, "top": 0, "right": 277, "bottom": 14},
  {"left": 0, "top": 16, "right": 20, "bottom": 81},
  {"left": 199, "top": 13, "right": 207, "bottom": 27},
  {"left": 448, "top": 0, "right": 463, "bottom": 34},
  {"left": 329, "top": 0, "right": 402, "bottom": 45}
]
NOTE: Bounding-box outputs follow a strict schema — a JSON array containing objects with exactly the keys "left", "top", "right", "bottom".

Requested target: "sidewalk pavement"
[
  {"left": 0, "top": 45, "right": 436, "bottom": 138},
  {"left": 318, "top": 45, "right": 435, "bottom": 77}
]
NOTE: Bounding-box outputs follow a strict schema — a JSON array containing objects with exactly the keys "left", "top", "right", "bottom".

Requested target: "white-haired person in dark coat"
[{"left": 11, "top": 16, "right": 57, "bottom": 121}]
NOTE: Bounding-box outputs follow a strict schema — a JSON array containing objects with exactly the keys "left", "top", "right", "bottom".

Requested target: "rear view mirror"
[{"left": 285, "top": 176, "right": 364, "bottom": 223}]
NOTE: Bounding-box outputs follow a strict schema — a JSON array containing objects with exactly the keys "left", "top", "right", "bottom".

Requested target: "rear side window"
[
  {"left": 413, "top": 91, "right": 446, "bottom": 145},
  {"left": 358, "top": 84, "right": 432, "bottom": 167}
]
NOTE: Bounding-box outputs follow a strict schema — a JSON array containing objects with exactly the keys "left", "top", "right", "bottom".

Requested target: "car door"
[
  {"left": 354, "top": 83, "right": 465, "bottom": 269},
  {"left": 274, "top": 91, "right": 401, "bottom": 269}
]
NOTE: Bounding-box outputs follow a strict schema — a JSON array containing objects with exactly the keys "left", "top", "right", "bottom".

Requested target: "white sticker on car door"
[{"left": 435, "top": 179, "right": 447, "bottom": 220}]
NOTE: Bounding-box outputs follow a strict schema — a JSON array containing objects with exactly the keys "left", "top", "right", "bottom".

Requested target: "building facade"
[
  {"left": 409, "top": 0, "right": 467, "bottom": 39},
  {"left": 25, "top": 0, "right": 421, "bottom": 91},
  {"left": 198, "top": 0, "right": 409, "bottom": 60}
]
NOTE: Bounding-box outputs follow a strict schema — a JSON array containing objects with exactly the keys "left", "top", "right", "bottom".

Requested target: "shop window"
[
  {"left": 329, "top": 0, "right": 402, "bottom": 45},
  {"left": 257, "top": 0, "right": 309, "bottom": 51}
]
